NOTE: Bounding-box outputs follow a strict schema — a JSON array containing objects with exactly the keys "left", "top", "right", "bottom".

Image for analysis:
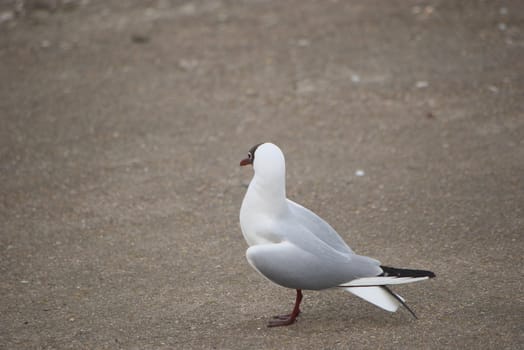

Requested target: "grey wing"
[
  {"left": 246, "top": 241, "right": 354, "bottom": 290},
  {"left": 287, "top": 199, "right": 354, "bottom": 254},
  {"left": 246, "top": 229, "right": 382, "bottom": 290}
]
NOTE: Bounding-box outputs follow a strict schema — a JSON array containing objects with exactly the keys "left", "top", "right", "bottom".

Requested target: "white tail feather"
[
  {"left": 339, "top": 276, "right": 429, "bottom": 287},
  {"left": 345, "top": 286, "right": 400, "bottom": 312}
]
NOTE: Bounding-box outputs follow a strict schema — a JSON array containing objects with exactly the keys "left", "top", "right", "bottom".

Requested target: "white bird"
[{"left": 239, "top": 142, "right": 435, "bottom": 327}]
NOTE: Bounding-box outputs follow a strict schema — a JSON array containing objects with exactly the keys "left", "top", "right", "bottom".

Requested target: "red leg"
[{"left": 267, "top": 289, "right": 303, "bottom": 327}]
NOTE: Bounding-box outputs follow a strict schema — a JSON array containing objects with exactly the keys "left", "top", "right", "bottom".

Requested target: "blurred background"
[{"left": 1, "top": 1, "right": 522, "bottom": 349}]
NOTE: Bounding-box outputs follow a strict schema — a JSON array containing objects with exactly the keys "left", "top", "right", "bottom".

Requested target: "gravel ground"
[{"left": 1, "top": 0, "right": 523, "bottom": 349}]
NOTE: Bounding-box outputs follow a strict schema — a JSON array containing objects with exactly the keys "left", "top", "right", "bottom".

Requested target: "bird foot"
[
  {"left": 266, "top": 289, "right": 303, "bottom": 327},
  {"left": 271, "top": 310, "right": 300, "bottom": 320},
  {"left": 267, "top": 310, "right": 300, "bottom": 327}
]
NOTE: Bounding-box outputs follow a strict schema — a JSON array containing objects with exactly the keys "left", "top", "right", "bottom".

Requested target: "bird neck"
[{"left": 248, "top": 173, "right": 287, "bottom": 214}]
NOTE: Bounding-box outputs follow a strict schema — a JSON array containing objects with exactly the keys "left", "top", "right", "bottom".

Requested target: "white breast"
[{"left": 239, "top": 183, "right": 285, "bottom": 246}]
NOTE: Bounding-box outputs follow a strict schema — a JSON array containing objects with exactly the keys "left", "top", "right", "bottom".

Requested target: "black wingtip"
[{"left": 380, "top": 266, "right": 436, "bottom": 279}]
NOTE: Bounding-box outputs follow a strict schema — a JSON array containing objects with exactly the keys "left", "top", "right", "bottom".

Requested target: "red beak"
[{"left": 240, "top": 158, "right": 252, "bottom": 166}]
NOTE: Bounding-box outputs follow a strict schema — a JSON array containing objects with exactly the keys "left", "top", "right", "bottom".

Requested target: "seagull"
[{"left": 239, "top": 142, "right": 435, "bottom": 327}]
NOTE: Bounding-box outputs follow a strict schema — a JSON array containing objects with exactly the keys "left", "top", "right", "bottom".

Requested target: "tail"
[{"left": 341, "top": 266, "right": 435, "bottom": 318}]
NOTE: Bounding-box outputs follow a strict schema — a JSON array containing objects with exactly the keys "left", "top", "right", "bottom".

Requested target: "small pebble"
[
  {"left": 488, "top": 85, "right": 499, "bottom": 93},
  {"left": 355, "top": 170, "right": 365, "bottom": 177},
  {"left": 297, "top": 38, "right": 310, "bottom": 47},
  {"left": 178, "top": 59, "right": 199, "bottom": 71},
  {"left": 415, "top": 81, "right": 429, "bottom": 88},
  {"left": 0, "top": 11, "right": 14, "bottom": 24}
]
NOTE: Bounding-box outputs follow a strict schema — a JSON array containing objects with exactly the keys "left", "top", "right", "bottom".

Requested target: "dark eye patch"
[{"left": 247, "top": 143, "right": 263, "bottom": 162}]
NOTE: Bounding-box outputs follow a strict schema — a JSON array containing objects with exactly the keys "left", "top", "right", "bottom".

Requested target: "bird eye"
[{"left": 248, "top": 152, "right": 252, "bottom": 159}]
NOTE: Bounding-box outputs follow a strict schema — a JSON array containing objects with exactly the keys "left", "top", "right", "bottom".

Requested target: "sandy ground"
[{"left": 1, "top": 0, "right": 523, "bottom": 349}]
